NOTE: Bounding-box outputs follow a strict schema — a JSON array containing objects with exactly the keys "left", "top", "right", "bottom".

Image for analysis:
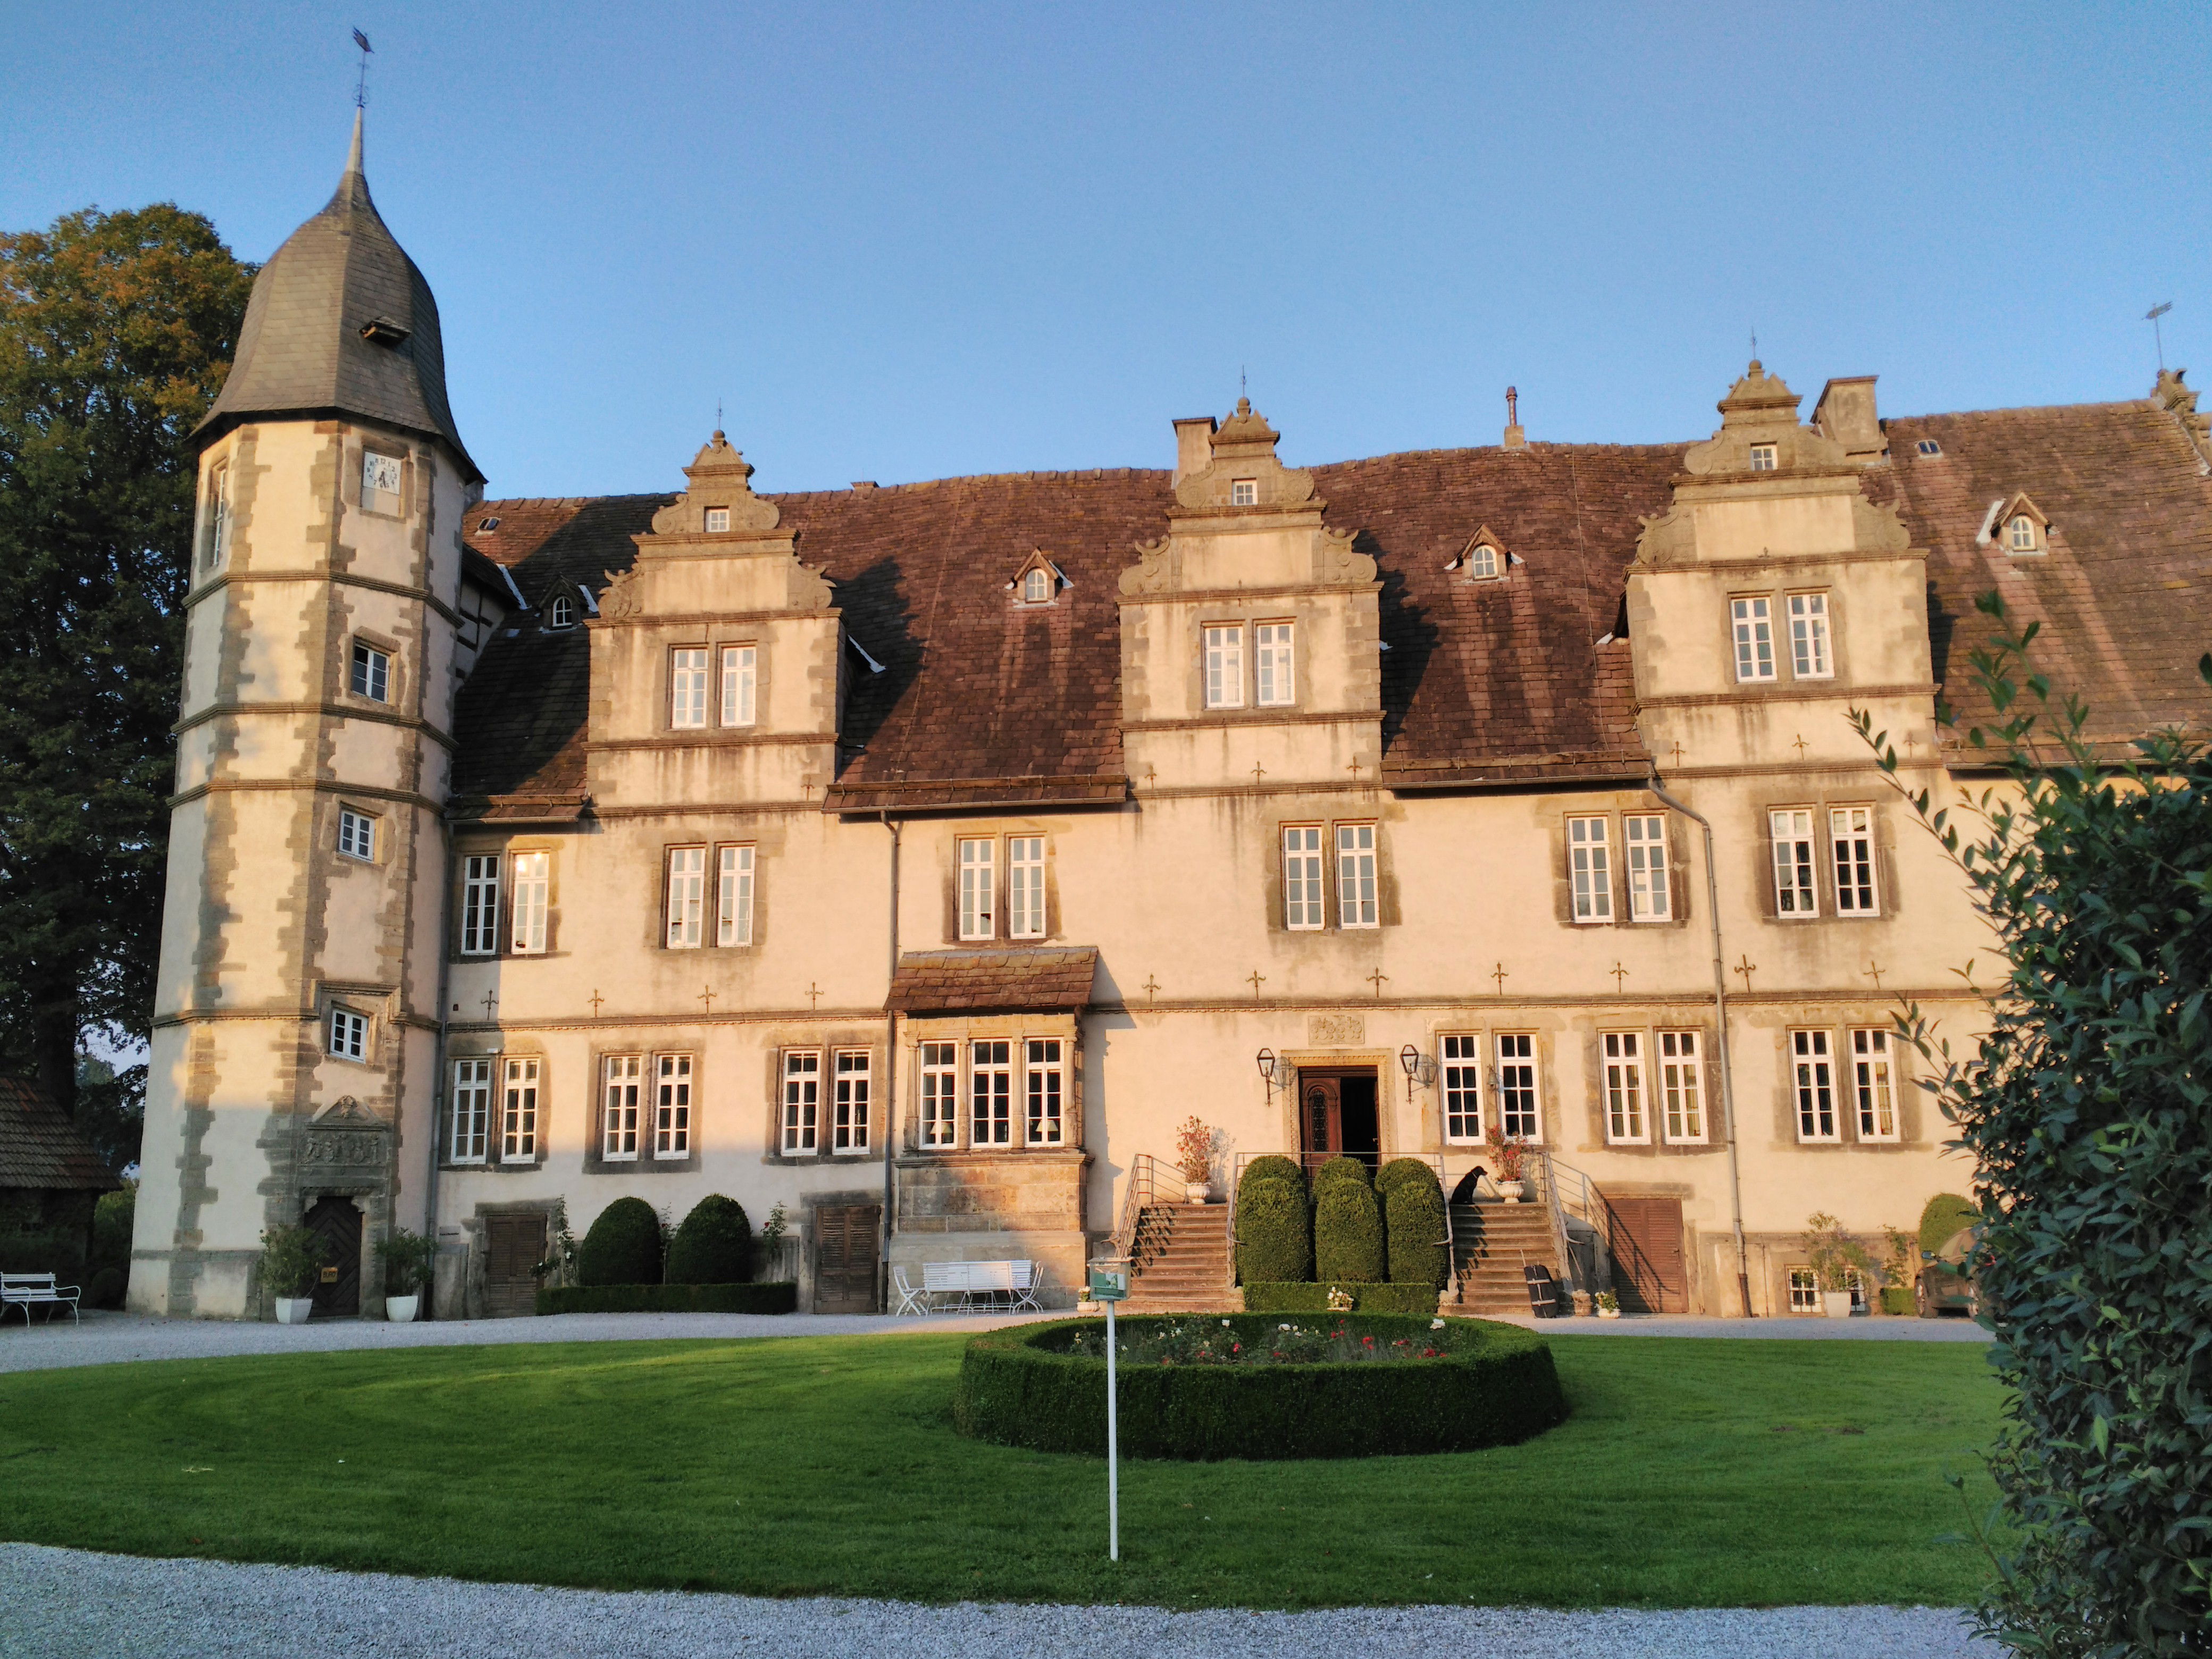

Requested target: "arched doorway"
[{"left": 304, "top": 1195, "right": 363, "bottom": 1318}]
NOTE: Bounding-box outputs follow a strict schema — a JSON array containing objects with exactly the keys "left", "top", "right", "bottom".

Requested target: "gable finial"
[
  {"left": 2147, "top": 301, "right": 2174, "bottom": 374},
  {"left": 351, "top": 27, "right": 372, "bottom": 111}
]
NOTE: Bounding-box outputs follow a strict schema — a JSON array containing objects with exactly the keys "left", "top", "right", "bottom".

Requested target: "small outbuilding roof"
[{"left": 0, "top": 1078, "right": 121, "bottom": 1193}]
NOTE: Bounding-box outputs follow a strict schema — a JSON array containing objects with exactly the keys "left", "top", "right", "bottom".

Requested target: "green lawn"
[{"left": 0, "top": 1331, "right": 2000, "bottom": 1609}]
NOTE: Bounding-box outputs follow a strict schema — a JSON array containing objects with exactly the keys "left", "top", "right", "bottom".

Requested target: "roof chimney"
[
  {"left": 1502, "top": 386, "right": 1527, "bottom": 450},
  {"left": 1172, "top": 416, "right": 1218, "bottom": 485},
  {"left": 1812, "top": 376, "right": 1886, "bottom": 465}
]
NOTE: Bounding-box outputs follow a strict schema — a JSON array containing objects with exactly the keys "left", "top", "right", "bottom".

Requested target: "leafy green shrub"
[
  {"left": 577, "top": 1197, "right": 663, "bottom": 1287},
  {"left": 536, "top": 1281, "right": 797, "bottom": 1316},
  {"left": 1313, "top": 1177, "right": 1385, "bottom": 1283},
  {"left": 1917, "top": 1193, "right": 1979, "bottom": 1256},
  {"left": 1234, "top": 1172, "right": 1310, "bottom": 1284},
  {"left": 1310, "top": 1155, "right": 1370, "bottom": 1194},
  {"left": 1377, "top": 1158, "right": 1448, "bottom": 1287},
  {"left": 665, "top": 1195, "right": 752, "bottom": 1285},
  {"left": 258, "top": 1224, "right": 324, "bottom": 1299},
  {"left": 1239, "top": 1154, "right": 1304, "bottom": 1193},
  {"left": 374, "top": 1227, "right": 438, "bottom": 1296},
  {"left": 1879, "top": 1287, "right": 1915, "bottom": 1317},
  {"left": 953, "top": 1313, "right": 1564, "bottom": 1459},
  {"left": 1859, "top": 604, "right": 2212, "bottom": 1652},
  {"left": 1242, "top": 1281, "right": 1439, "bottom": 1316}
]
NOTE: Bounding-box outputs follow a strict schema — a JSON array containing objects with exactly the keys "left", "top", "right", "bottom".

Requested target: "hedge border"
[
  {"left": 952, "top": 1313, "right": 1566, "bottom": 1461},
  {"left": 536, "top": 1282, "right": 797, "bottom": 1316},
  {"left": 1241, "top": 1281, "right": 1439, "bottom": 1316}
]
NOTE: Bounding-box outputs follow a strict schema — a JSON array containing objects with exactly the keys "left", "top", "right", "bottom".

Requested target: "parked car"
[{"left": 1916, "top": 1224, "right": 1985, "bottom": 1318}]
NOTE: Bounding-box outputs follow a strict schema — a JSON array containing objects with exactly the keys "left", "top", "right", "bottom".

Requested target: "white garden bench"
[
  {"left": 894, "top": 1260, "right": 1043, "bottom": 1315},
  {"left": 1, "top": 1271, "right": 82, "bottom": 1327}
]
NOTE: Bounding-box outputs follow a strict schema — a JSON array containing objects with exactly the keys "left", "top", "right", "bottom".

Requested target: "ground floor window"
[
  {"left": 833, "top": 1049, "right": 871, "bottom": 1153},
  {"left": 602, "top": 1054, "right": 642, "bottom": 1160},
  {"left": 971, "top": 1040, "right": 1012, "bottom": 1145},
  {"left": 451, "top": 1057, "right": 491, "bottom": 1163},
  {"left": 501, "top": 1057, "right": 539, "bottom": 1162},
  {"left": 1497, "top": 1033, "right": 1540, "bottom": 1140},
  {"left": 1851, "top": 1028, "right": 1898, "bottom": 1140},
  {"left": 918, "top": 1042, "right": 958, "bottom": 1146},
  {"left": 656, "top": 1053, "right": 693, "bottom": 1158},
  {"left": 1792, "top": 1030, "right": 1838, "bottom": 1141},
  {"left": 1025, "top": 1038, "right": 1063, "bottom": 1144},
  {"left": 1788, "top": 1267, "right": 1820, "bottom": 1312},
  {"left": 1602, "top": 1032, "right": 1647, "bottom": 1143},
  {"left": 1658, "top": 1030, "right": 1704, "bottom": 1142},
  {"left": 782, "top": 1050, "right": 819, "bottom": 1153},
  {"left": 1440, "top": 1034, "right": 1481, "bottom": 1142}
]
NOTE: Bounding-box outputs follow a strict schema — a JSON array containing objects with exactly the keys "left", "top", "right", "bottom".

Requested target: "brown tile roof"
[
  {"left": 886, "top": 948, "right": 1100, "bottom": 1013},
  {"left": 0, "top": 1078, "right": 122, "bottom": 1192}
]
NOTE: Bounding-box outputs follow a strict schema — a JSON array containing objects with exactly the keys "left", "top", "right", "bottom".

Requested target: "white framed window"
[
  {"left": 1008, "top": 836, "right": 1045, "bottom": 940},
  {"left": 501, "top": 1057, "right": 540, "bottom": 1162},
  {"left": 1254, "top": 622, "right": 1295, "bottom": 707},
  {"left": 460, "top": 854, "right": 500, "bottom": 956},
  {"left": 781, "top": 1050, "right": 820, "bottom": 1153},
  {"left": 1603, "top": 1032, "right": 1648, "bottom": 1143},
  {"left": 1851, "top": 1028, "right": 1898, "bottom": 1141},
  {"left": 1658, "top": 1030, "right": 1705, "bottom": 1142},
  {"left": 1915, "top": 439, "right": 1942, "bottom": 457},
  {"left": 1731, "top": 597, "right": 1775, "bottom": 682},
  {"left": 703, "top": 506, "right": 731, "bottom": 533},
  {"left": 833, "top": 1050, "right": 872, "bottom": 1153},
  {"left": 1792, "top": 1029, "right": 1839, "bottom": 1141},
  {"left": 1283, "top": 826, "right": 1325, "bottom": 930},
  {"left": 716, "top": 844, "right": 754, "bottom": 946},
  {"left": 328, "top": 1007, "right": 367, "bottom": 1060},
  {"left": 450, "top": 1058, "right": 491, "bottom": 1164},
  {"left": 1749, "top": 443, "right": 1778, "bottom": 472},
  {"left": 669, "top": 648, "right": 709, "bottom": 729},
  {"left": 337, "top": 806, "right": 377, "bottom": 862},
  {"left": 918, "top": 1041, "right": 959, "bottom": 1147},
  {"left": 350, "top": 640, "right": 390, "bottom": 702},
  {"left": 719, "top": 645, "right": 756, "bottom": 727},
  {"left": 1788, "top": 592, "right": 1832, "bottom": 679},
  {"left": 1625, "top": 814, "right": 1669, "bottom": 921},
  {"left": 361, "top": 450, "right": 404, "bottom": 514},
  {"left": 602, "top": 1054, "right": 642, "bottom": 1160},
  {"left": 1465, "top": 541, "right": 1498, "bottom": 580},
  {"left": 1771, "top": 809, "right": 1819, "bottom": 916},
  {"left": 2008, "top": 515, "right": 2039, "bottom": 553},
  {"left": 665, "top": 846, "right": 706, "bottom": 948},
  {"left": 1230, "top": 478, "right": 1258, "bottom": 506},
  {"left": 1788, "top": 1267, "right": 1820, "bottom": 1312},
  {"left": 1442, "top": 1034, "right": 1482, "bottom": 1143},
  {"left": 1831, "top": 807, "right": 1878, "bottom": 915},
  {"left": 1025, "top": 1038, "right": 1064, "bottom": 1145},
  {"left": 655, "top": 1052, "right": 692, "bottom": 1158},
  {"left": 970, "top": 1039, "right": 1012, "bottom": 1146},
  {"left": 510, "top": 851, "right": 549, "bottom": 954},
  {"left": 1568, "top": 816, "right": 1612, "bottom": 922},
  {"left": 549, "top": 594, "right": 575, "bottom": 629},
  {"left": 1336, "top": 823, "right": 1378, "bottom": 928},
  {"left": 958, "top": 837, "right": 996, "bottom": 940},
  {"left": 1497, "top": 1033, "right": 1540, "bottom": 1141},
  {"left": 1022, "top": 567, "right": 1051, "bottom": 603},
  {"left": 1202, "top": 624, "right": 1245, "bottom": 709},
  {"left": 203, "top": 465, "right": 230, "bottom": 571}
]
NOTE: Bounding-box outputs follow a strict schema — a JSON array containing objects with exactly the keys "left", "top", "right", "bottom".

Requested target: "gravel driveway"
[{"left": 0, "top": 1543, "right": 1992, "bottom": 1658}]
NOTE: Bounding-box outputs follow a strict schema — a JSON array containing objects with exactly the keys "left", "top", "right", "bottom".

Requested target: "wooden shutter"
[{"left": 1603, "top": 1195, "right": 1687, "bottom": 1313}]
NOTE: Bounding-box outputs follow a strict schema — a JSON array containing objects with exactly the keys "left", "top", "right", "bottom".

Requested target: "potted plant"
[
  {"left": 1802, "top": 1211, "right": 1873, "bottom": 1318},
  {"left": 375, "top": 1227, "right": 438, "bottom": 1322},
  {"left": 261, "top": 1224, "right": 326, "bottom": 1325},
  {"left": 1174, "top": 1116, "right": 1214, "bottom": 1202},
  {"left": 1595, "top": 1289, "right": 1620, "bottom": 1319},
  {"left": 1485, "top": 1123, "right": 1527, "bottom": 1202}
]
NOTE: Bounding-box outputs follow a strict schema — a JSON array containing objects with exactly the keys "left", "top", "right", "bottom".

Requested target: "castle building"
[{"left": 130, "top": 122, "right": 2212, "bottom": 1319}]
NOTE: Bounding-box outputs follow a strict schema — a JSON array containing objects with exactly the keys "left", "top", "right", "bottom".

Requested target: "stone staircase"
[
  {"left": 1442, "top": 1201, "right": 1564, "bottom": 1316},
  {"left": 1121, "top": 1202, "right": 1234, "bottom": 1312}
]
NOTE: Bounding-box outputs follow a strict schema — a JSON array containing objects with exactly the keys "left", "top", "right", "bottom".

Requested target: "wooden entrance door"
[
  {"left": 1604, "top": 1195, "right": 1687, "bottom": 1313},
  {"left": 483, "top": 1212, "right": 547, "bottom": 1319},
  {"left": 304, "top": 1195, "right": 362, "bottom": 1318},
  {"left": 1301, "top": 1076, "right": 1342, "bottom": 1171},
  {"left": 814, "top": 1204, "right": 880, "bottom": 1313}
]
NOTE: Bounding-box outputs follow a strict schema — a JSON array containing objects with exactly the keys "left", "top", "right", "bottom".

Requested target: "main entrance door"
[
  {"left": 304, "top": 1195, "right": 362, "bottom": 1318},
  {"left": 1298, "top": 1068, "right": 1380, "bottom": 1172},
  {"left": 814, "top": 1203, "right": 881, "bottom": 1313},
  {"left": 483, "top": 1212, "right": 548, "bottom": 1318}
]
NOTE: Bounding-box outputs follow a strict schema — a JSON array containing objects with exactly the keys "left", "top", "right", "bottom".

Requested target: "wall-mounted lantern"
[
  {"left": 1398, "top": 1043, "right": 1434, "bottom": 1101},
  {"left": 1256, "top": 1048, "right": 1278, "bottom": 1105}
]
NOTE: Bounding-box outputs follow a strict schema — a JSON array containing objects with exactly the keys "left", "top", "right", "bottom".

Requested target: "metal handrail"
[
  {"left": 1528, "top": 1147, "right": 1594, "bottom": 1299},
  {"left": 1111, "top": 1152, "right": 1158, "bottom": 1263}
]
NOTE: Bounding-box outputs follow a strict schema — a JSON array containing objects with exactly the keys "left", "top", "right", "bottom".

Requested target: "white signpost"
[{"left": 1087, "top": 1262, "right": 1129, "bottom": 1561}]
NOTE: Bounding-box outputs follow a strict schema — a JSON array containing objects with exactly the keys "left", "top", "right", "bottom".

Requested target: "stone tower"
[{"left": 129, "top": 114, "right": 481, "bottom": 1317}]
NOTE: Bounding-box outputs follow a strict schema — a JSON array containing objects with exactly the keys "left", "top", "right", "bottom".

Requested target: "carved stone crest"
[
  {"left": 1308, "top": 1013, "right": 1365, "bottom": 1047},
  {"left": 597, "top": 567, "right": 640, "bottom": 622}
]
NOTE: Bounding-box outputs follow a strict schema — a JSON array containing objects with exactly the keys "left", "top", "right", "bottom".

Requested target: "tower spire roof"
[{"left": 196, "top": 111, "right": 480, "bottom": 481}]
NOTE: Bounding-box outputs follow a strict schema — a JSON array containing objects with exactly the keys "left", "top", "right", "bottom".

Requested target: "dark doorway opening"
[
  {"left": 304, "top": 1195, "right": 362, "bottom": 1318},
  {"left": 1298, "top": 1068, "right": 1380, "bottom": 1171}
]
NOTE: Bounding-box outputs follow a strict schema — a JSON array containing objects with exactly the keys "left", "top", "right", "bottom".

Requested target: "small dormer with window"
[
  {"left": 1985, "top": 492, "right": 2051, "bottom": 556},
  {"left": 1008, "top": 550, "right": 1066, "bottom": 607},
  {"left": 1452, "top": 526, "right": 1509, "bottom": 582}
]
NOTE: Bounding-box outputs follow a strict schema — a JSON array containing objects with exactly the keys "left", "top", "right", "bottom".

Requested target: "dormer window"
[
  {"left": 703, "top": 507, "right": 731, "bottom": 533},
  {"left": 476, "top": 515, "right": 501, "bottom": 533},
  {"left": 549, "top": 594, "right": 576, "bottom": 629},
  {"left": 2008, "top": 515, "right": 2040, "bottom": 553},
  {"left": 1023, "top": 568, "right": 1051, "bottom": 604},
  {"left": 1749, "top": 443, "right": 1778, "bottom": 472},
  {"left": 1466, "top": 542, "right": 1498, "bottom": 580},
  {"left": 1230, "top": 479, "right": 1258, "bottom": 507},
  {"left": 1915, "top": 439, "right": 1942, "bottom": 457}
]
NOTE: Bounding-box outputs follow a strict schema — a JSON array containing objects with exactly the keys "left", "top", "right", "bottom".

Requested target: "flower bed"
[
  {"left": 535, "top": 1281, "right": 797, "bottom": 1316},
  {"left": 952, "top": 1313, "right": 1566, "bottom": 1461}
]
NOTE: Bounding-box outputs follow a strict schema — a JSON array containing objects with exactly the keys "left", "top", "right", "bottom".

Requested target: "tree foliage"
[
  {"left": 1856, "top": 597, "right": 2212, "bottom": 1656},
  {"left": 0, "top": 205, "right": 253, "bottom": 1149}
]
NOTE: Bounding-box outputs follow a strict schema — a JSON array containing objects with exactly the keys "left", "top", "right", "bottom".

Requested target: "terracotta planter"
[
  {"left": 1821, "top": 1290, "right": 1856, "bottom": 1319},
  {"left": 385, "top": 1293, "right": 420, "bottom": 1323},
  {"left": 1183, "top": 1178, "right": 1212, "bottom": 1203},
  {"left": 274, "top": 1297, "right": 314, "bottom": 1325}
]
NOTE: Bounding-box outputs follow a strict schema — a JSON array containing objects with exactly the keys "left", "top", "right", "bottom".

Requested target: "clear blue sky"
[{"left": 4, "top": 3, "right": 2205, "bottom": 500}]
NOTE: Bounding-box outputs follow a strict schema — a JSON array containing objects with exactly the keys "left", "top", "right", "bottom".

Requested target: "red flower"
[{"left": 1362, "top": 1335, "right": 1374, "bottom": 1346}]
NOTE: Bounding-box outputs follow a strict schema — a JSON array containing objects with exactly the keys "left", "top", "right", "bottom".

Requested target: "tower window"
[
  {"left": 549, "top": 594, "right": 575, "bottom": 629},
  {"left": 1748, "top": 443, "right": 1778, "bottom": 472},
  {"left": 361, "top": 451, "right": 404, "bottom": 515},
  {"left": 349, "top": 641, "right": 390, "bottom": 702},
  {"left": 337, "top": 806, "right": 377, "bottom": 862},
  {"left": 1230, "top": 479, "right": 1258, "bottom": 506},
  {"left": 328, "top": 1007, "right": 368, "bottom": 1061},
  {"left": 203, "top": 466, "right": 231, "bottom": 572}
]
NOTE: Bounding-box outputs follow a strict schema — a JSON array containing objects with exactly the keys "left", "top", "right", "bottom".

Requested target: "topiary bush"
[
  {"left": 1234, "top": 1172, "right": 1311, "bottom": 1285},
  {"left": 1918, "top": 1192, "right": 1979, "bottom": 1256},
  {"left": 1239, "top": 1154, "right": 1304, "bottom": 1193},
  {"left": 953, "top": 1313, "right": 1566, "bottom": 1460},
  {"left": 1310, "top": 1154, "right": 1370, "bottom": 1194},
  {"left": 665, "top": 1194, "right": 752, "bottom": 1285},
  {"left": 1313, "top": 1176, "right": 1385, "bottom": 1284},
  {"left": 577, "top": 1197, "right": 664, "bottom": 1287},
  {"left": 1377, "top": 1158, "right": 1449, "bottom": 1288}
]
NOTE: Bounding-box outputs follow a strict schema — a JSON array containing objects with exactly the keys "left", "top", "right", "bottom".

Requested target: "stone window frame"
[
  {"left": 1274, "top": 817, "right": 1393, "bottom": 934},
  {"left": 664, "top": 843, "right": 708, "bottom": 949},
  {"left": 1566, "top": 814, "right": 1614, "bottom": 923},
  {"left": 1751, "top": 793, "right": 1896, "bottom": 926},
  {"left": 1599, "top": 1030, "right": 1652, "bottom": 1145},
  {"left": 957, "top": 836, "right": 996, "bottom": 941},
  {"left": 1623, "top": 813, "right": 1671, "bottom": 921},
  {"left": 1655, "top": 1029, "right": 1710, "bottom": 1145},
  {"left": 1786, "top": 591, "right": 1834, "bottom": 680},
  {"left": 1769, "top": 806, "right": 1821, "bottom": 919},
  {"left": 1438, "top": 1032, "right": 1484, "bottom": 1145},
  {"left": 1748, "top": 442, "right": 1779, "bottom": 473},
  {"left": 651, "top": 1052, "right": 696, "bottom": 1161},
  {"left": 347, "top": 634, "right": 398, "bottom": 706},
  {"left": 1253, "top": 619, "right": 1297, "bottom": 708},
  {"left": 1334, "top": 822, "right": 1379, "bottom": 929},
  {"left": 1550, "top": 805, "right": 1691, "bottom": 932},
  {"left": 325, "top": 1004, "right": 371, "bottom": 1065},
  {"left": 1201, "top": 621, "right": 1247, "bottom": 710},
  {"left": 718, "top": 643, "right": 759, "bottom": 728},
  {"left": 499, "top": 1052, "right": 546, "bottom": 1166},
  {"left": 716, "top": 842, "right": 757, "bottom": 948},
  {"left": 896, "top": 1018, "right": 1082, "bottom": 1157},
  {"left": 1848, "top": 1027, "right": 1901, "bottom": 1143},
  {"left": 201, "top": 460, "right": 232, "bottom": 572},
  {"left": 667, "top": 645, "right": 711, "bottom": 731},
  {"left": 1829, "top": 805, "right": 1881, "bottom": 917},
  {"left": 1730, "top": 594, "right": 1778, "bottom": 683},
  {"left": 942, "top": 829, "right": 1057, "bottom": 946},
  {"left": 336, "top": 802, "right": 380, "bottom": 864},
  {"left": 829, "top": 1048, "right": 875, "bottom": 1157},
  {"left": 448, "top": 1053, "right": 494, "bottom": 1166},
  {"left": 581, "top": 1047, "right": 700, "bottom": 1175},
  {"left": 1789, "top": 1028, "right": 1841, "bottom": 1143}
]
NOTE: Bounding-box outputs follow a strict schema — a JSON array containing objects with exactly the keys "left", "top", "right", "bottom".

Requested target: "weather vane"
[
  {"left": 2147, "top": 301, "right": 2174, "bottom": 374},
  {"left": 353, "top": 28, "right": 373, "bottom": 110}
]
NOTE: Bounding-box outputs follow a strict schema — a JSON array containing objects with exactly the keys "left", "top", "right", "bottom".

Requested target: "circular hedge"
[
  {"left": 577, "top": 1196, "right": 663, "bottom": 1287},
  {"left": 665, "top": 1194, "right": 752, "bottom": 1285},
  {"left": 952, "top": 1313, "right": 1568, "bottom": 1460}
]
